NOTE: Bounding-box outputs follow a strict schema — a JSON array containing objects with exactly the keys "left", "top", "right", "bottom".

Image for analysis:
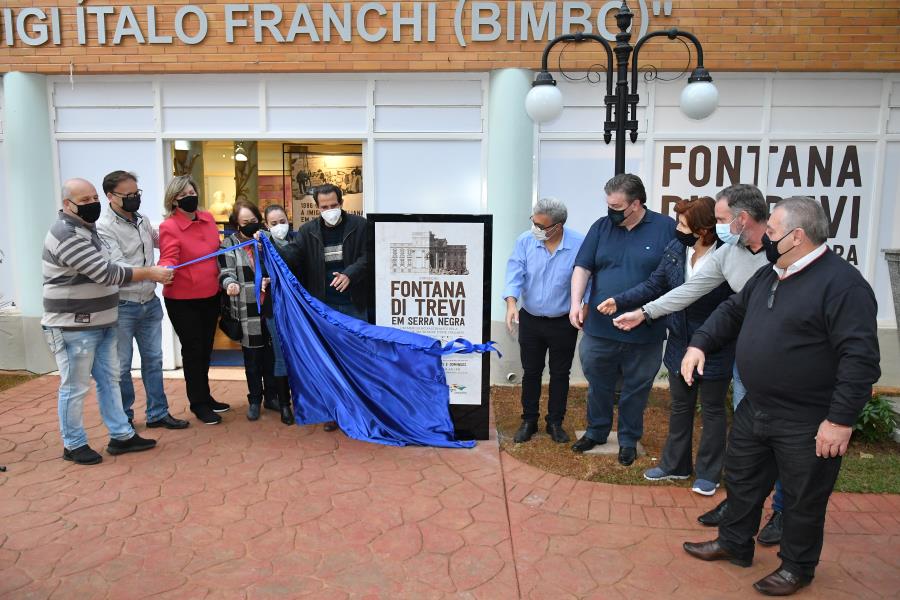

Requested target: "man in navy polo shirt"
[{"left": 569, "top": 174, "right": 675, "bottom": 466}]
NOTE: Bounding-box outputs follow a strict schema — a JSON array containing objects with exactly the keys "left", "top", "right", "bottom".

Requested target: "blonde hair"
[{"left": 163, "top": 175, "right": 200, "bottom": 217}]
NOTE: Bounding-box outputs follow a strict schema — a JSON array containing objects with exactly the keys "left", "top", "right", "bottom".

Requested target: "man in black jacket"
[
  {"left": 291, "top": 183, "right": 370, "bottom": 432},
  {"left": 679, "top": 196, "right": 880, "bottom": 597}
]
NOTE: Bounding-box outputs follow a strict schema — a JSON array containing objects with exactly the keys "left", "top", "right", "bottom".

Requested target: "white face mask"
[
  {"left": 531, "top": 224, "right": 548, "bottom": 242},
  {"left": 321, "top": 208, "right": 342, "bottom": 226},
  {"left": 270, "top": 223, "right": 290, "bottom": 240}
]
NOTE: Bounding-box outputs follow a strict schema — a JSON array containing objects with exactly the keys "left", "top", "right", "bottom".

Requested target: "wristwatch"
[{"left": 640, "top": 306, "right": 652, "bottom": 324}]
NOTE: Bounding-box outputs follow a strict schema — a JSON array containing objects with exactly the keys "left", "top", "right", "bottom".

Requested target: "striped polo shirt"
[{"left": 42, "top": 211, "right": 133, "bottom": 329}]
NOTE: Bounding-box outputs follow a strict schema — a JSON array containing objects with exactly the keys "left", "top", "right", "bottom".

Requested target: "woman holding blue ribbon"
[
  {"left": 218, "top": 200, "right": 277, "bottom": 422},
  {"left": 158, "top": 175, "right": 231, "bottom": 425}
]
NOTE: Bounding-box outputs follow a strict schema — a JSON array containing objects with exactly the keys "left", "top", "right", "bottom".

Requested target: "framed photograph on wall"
[{"left": 283, "top": 145, "right": 365, "bottom": 226}]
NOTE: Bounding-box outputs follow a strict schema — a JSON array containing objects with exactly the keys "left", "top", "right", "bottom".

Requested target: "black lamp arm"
[
  {"left": 630, "top": 28, "right": 707, "bottom": 95},
  {"left": 539, "top": 33, "right": 615, "bottom": 98}
]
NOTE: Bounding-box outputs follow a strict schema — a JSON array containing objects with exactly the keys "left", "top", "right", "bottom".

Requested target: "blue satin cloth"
[{"left": 259, "top": 235, "right": 489, "bottom": 449}]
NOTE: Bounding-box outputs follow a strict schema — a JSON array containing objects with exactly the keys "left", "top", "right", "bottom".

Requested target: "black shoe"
[
  {"left": 546, "top": 422, "right": 570, "bottom": 443},
  {"left": 280, "top": 403, "right": 294, "bottom": 425},
  {"left": 247, "top": 403, "right": 261, "bottom": 421},
  {"left": 146, "top": 413, "right": 190, "bottom": 430},
  {"left": 618, "top": 446, "right": 637, "bottom": 466},
  {"left": 194, "top": 409, "right": 222, "bottom": 425},
  {"left": 209, "top": 400, "right": 231, "bottom": 413},
  {"left": 757, "top": 511, "right": 783, "bottom": 547},
  {"left": 106, "top": 433, "right": 157, "bottom": 455},
  {"left": 698, "top": 499, "right": 729, "bottom": 526},
  {"left": 323, "top": 421, "right": 338, "bottom": 432},
  {"left": 753, "top": 567, "right": 811, "bottom": 596},
  {"left": 263, "top": 396, "right": 279, "bottom": 412},
  {"left": 571, "top": 435, "right": 603, "bottom": 453},
  {"left": 513, "top": 420, "right": 538, "bottom": 443},
  {"left": 63, "top": 444, "right": 103, "bottom": 465},
  {"left": 683, "top": 539, "right": 752, "bottom": 568}
]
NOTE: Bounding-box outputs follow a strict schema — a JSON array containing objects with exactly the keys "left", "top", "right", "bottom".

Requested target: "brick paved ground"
[{"left": 1, "top": 376, "right": 898, "bottom": 599}]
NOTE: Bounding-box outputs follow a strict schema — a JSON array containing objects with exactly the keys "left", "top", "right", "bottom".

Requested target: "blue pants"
[
  {"left": 43, "top": 326, "right": 135, "bottom": 450},
  {"left": 266, "top": 316, "right": 287, "bottom": 377},
  {"left": 579, "top": 334, "right": 664, "bottom": 448},
  {"left": 733, "top": 363, "right": 784, "bottom": 513},
  {"left": 117, "top": 298, "right": 170, "bottom": 422}
]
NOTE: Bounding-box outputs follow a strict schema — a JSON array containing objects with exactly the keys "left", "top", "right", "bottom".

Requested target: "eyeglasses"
[
  {"left": 530, "top": 218, "right": 559, "bottom": 231},
  {"left": 111, "top": 189, "right": 142, "bottom": 199},
  {"left": 767, "top": 279, "right": 779, "bottom": 310}
]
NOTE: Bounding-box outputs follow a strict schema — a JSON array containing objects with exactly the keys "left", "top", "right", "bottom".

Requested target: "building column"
[
  {"left": 1, "top": 72, "right": 58, "bottom": 372},
  {"left": 485, "top": 68, "right": 535, "bottom": 384}
]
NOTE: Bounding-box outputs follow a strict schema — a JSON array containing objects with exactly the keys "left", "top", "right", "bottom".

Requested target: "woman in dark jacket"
[{"left": 599, "top": 197, "right": 734, "bottom": 496}]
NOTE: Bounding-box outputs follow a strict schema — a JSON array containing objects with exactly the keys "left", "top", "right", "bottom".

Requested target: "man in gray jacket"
[
  {"left": 43, "top": 178, "right": 173, "bottom": 464},
  {"left": 611, "top": 183, "right": 784, "bottom": 545},
  {"left": 97, "top": 171, "right": 189, "bottom": 430}
]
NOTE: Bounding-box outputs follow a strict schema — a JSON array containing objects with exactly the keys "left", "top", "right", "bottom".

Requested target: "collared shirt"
[
  {"left": 773, "top": 243, "right": 827, "bottom": 280},
  {"left": 575, "top": 209, "right": 676, "bottom": 342},
  {"left": 503, "top": 227, "right": 586, "bottom": 318},
  {"left": 97, "top": 206, "right": 159, "bottom": 303},
  {"left": 685, "top": 245, "right": 714, "bottom": 281}
]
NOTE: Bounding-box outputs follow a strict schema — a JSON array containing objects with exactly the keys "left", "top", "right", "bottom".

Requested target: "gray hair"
[
  {"left": 716, "top": 184, "right": 768, "bottom": 223},
  {"left": 776, "top": 196, "right": 830, "bottom": 245},
  {"left": 533, "top": 197, "right": 567, "bottom": 224}
]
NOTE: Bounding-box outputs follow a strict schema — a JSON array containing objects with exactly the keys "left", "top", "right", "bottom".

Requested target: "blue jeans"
[
  {"left": 266, "top": 317, "right": 287, "bottom": 377},
  {"left": 43, "top": 326, "right": 134, "bottom": 450},
  {"left": 733, "top": 364, "right": 784, "bottom": 512},
  {"left": 579, "top": 334, "right": 664, "bottom": 448},
  {"left": 117, "top": 298, "right": 169, "bottom": 422}
]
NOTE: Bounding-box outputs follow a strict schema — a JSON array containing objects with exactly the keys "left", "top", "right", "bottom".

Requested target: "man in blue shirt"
[
  {"left": 504, "top": 198, "right": 585, "bottom": 444},
  {"left": 570, "top": 174, "right": 676, "bottom": 465}
]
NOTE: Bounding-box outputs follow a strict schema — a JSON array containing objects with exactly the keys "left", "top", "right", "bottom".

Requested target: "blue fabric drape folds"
[{"left": 259, "top": 234, "right": 487, "bottom": 449}]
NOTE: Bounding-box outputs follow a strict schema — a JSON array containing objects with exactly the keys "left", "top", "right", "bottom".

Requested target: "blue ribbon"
[
  {"left": 428, "top": 338, "right": 502, "bottom": 359},
  {"left": 166, "top": 237, "right": 262, "bottom": 313}
]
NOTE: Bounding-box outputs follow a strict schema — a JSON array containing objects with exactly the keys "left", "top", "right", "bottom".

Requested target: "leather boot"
[{"left": 276, "top": 376, "right": 293, "bottom": 425}]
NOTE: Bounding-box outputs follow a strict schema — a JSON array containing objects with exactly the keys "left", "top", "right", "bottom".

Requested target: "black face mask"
[
  {"left": 176, "top": 195, "right": 199, "bottom": 213},
  {"left": 120, "top": 193, "right": 141, "bottom": 213},
  {"left": 676, "top": 230, "right": 698, "bottom": 248},
  {"left": 239, "top": 222, "right": 261, "bottom": 237},
  {"left": 761, "top": 229, "right": 797, "bottom": 264},
  {"left": 607, "top": 206, "right": 627, "bottom": 226},
  {"left": 71, "top": 200, "right": 102, "bottom": 224}
]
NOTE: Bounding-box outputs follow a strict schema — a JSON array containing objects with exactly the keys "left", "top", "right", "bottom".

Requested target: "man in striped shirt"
[{"left": 42, "top": 178, "right": 174, "bottom": 465}]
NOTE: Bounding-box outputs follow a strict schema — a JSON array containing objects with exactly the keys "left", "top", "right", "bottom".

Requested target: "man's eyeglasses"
[
  {"left": 530, "top": 218, "right": 559, "bottom": 231},
  {"left": 767, "top": 279, "right": 779, "bottom": 310},
  {"left": 111, "top": 189, "right": 143, "bottom": 199}
]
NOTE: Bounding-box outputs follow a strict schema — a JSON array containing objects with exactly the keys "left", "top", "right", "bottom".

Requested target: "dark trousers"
[
  {"left": 164, "top": 295, "right": 219, "bottom": 414},
  {"left": 718, "top": 398, "right": 842, "bottom": 578},
  {"left": 241, "top": 342, "right": 275, "bottom": 405},
  {"left": 660, "top": 374, "right": 729, "bottom": 481},
  {"left": 518, "top": 310, "right": 579, "bottom": 425},
  {"left": 579, "top": 334, "right": 663, "bottom": 448}
]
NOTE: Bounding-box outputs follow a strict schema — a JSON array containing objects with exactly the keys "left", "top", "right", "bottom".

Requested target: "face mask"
[
  {"left": 176, "top": 195, "right": 199, "bottom": 213},
  {"left": 715, "top": 217, "right": 743, "bottom": 246},
  {"left": 71, "top": 200, "right": 101, "bottom": 224},
  {"left": 321, "top": 208, "right": 342, "bottom": 226},
  {"left": 676, "top": 230, "right": 698, "bottom": 248},
  {"left": 607, "top": 207, "right": 627, "bottom": 226},
  {"left": 270, "top": 223, "right": 290, "bottom": 240},
  {"left": 120, "top": 193, "right": 141, "bottom": 213},
  {"left": 239, "top": 222, "right": 261, "bottom": 237},
  {"left": 531, "top": 224, "right": 548, "bottom": 242},
  {"left": 761, "top": 229, "right": 797, "bottom": 264}
]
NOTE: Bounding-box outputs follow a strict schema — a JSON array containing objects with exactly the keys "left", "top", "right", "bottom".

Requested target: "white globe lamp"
[
  {"left": 680, "top": 67, "right": 718, "bottom": 120},
  {"left": 525, "top": 72, "right": 564, "bottom": 123}
]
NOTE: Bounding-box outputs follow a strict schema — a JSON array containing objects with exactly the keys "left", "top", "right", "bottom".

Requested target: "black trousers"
[
  {"left": 660, "top": 374, "right": 729, "bottom": 481},
  {"left": 518, "top": 310, "right": 579, "bottom": 425},
  {"left": 164, "top": 295, "right": 219, "bottom": 414},
  {"left": 241, "top": 342, "right": 275, "bottom": 405},
  {"left": 718, "top": 398, "right": 842, "bottom": 578}
]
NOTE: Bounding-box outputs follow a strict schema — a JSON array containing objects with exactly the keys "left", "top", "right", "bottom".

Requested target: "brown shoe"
[
  {"left": 323, "top": 421, "right": 338, "bottom": 432},
  {"left": 753, "top": 568, "right": 811, "bottom": 596},
  {"left": 683, "top": 539, "right": 752, "bottom": 567}
]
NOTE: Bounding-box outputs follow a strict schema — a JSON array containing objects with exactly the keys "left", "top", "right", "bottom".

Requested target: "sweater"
[
  {"left": 157, "top": 210, "right": 221, "bottom": 300},
  {"left": 42, "top": 211, "right": 133, "bottom": 329},
  {"left": 643, "top": 242, "right": 768, "bottom": 320},
  {"left": 690, "top": 249, "right": 880, "bottom": 426},
  {"left": 96, "top": 206, "right": 159, "bottom": 303}
]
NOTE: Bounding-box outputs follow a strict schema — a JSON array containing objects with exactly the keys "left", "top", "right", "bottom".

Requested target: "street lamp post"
[{"left": 525, "top": 0, "right": 719, "bottom": 175}]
